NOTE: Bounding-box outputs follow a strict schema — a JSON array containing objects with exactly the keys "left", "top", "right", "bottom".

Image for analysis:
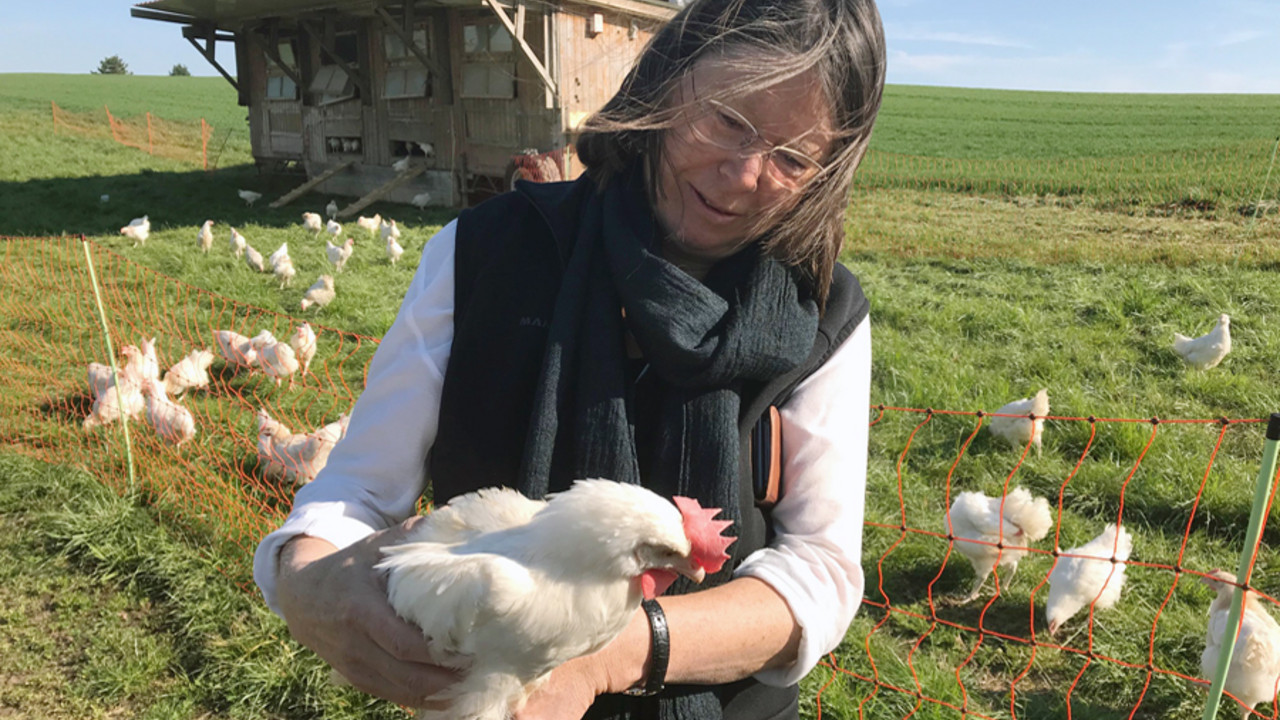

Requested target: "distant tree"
[
  {"left": 94, "top": 55, "right": 131, "bottom": 75},
  {"left": 169, "top": 63, "right": 191, "bottom": 77}
]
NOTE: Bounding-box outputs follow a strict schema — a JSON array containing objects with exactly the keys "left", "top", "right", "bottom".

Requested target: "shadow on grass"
[{"left": 0, "top": 165, "right": 458, "bottom": 237}]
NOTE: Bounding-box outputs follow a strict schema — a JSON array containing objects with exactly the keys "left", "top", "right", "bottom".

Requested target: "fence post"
[
  {"left": 79, "top": 236, "right": 138, "bottom": 497},
  {"left": 1201, "top": 413, "right": 1280, "bottom": 720},
  {"left": 147, "top": 111, "right": 154, "bottom": 155}
]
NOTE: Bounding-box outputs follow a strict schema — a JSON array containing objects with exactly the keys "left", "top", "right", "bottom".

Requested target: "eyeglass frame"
[{"left": 682, "top": 98, "right": 827, "bottom": 190}]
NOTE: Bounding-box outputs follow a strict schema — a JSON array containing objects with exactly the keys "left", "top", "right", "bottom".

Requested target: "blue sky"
[{"left": 2, "top": 1, "right": 1279, "bottom": 93}]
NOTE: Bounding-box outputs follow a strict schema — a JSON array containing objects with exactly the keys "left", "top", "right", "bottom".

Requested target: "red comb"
[{"left": 672, "top": 496, "right": 734, "bottom": 575}]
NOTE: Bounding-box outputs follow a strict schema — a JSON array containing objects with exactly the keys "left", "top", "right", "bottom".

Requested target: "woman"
[{"left": 253, "top": 1, "right": 885, "bottom": 718}]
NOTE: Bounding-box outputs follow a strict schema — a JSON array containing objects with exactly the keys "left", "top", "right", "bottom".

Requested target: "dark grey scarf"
[{"left": 516, "top": 164, "right": 818, "bottom": 720}]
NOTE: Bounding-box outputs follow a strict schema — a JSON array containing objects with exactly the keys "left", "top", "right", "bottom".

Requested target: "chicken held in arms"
[{"left": 372, "top": 479, "right": 735, "bottom": 720}]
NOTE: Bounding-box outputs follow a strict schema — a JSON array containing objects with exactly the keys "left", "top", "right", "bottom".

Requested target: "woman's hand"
[
  {"left": 513, "top": 655, "right": 609, "bottom": 720},
  {"left": 275, "top": 517, "right": 464, "bottom": 708}
]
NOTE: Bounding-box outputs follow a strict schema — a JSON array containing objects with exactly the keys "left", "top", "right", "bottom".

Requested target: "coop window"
[
  {"left": 383, "top": 22, "right": 433, "bottom": 99},
  {"left": 265, "top": 39, "right": 299, "bottom": 100},
  {"left": 462, "top": 23, "right": 513, "bottom": 55},
  {"left": 310, "top": 65, "right": 356, "bottom": 104}
]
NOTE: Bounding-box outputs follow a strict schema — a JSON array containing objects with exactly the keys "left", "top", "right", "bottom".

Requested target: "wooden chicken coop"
[{"left": 132, "top": 0, "right": 677, "bottom": 213}]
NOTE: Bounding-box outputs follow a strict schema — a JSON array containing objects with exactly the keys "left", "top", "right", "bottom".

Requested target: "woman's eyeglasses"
[{"left": 685, "top": 99, "right": 824, "bottom": 190}]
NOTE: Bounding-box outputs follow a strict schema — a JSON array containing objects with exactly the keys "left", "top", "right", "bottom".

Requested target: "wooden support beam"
[
  {"left": 337, "top": 164, "right": 427, "bottom": 218},
  {"left": 185, "top": 29, "right": 239, "bottom": 92},
  {"left": 269, "top": 160, "right": 356, "bottom": 208},
  {"left": 514, "top": 2, "right": 526, "bottom": 41},
  {"left": 301, "top": 20, "right": 369, "bottom": 100},
  {"left": 131, "top": 7, "right": 195, "bottom": 25},
  {"left": 372, "top": 6, "right": 447, "bottom": 81},
  {"left": 481, "top": 0, "right": 558, "bottom": 97}
]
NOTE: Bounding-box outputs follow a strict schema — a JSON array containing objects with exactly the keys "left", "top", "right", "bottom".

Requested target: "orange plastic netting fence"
[
  {"left": 51, "top": 101, "right": 214, "bottom": 170},
  {"left": 1, "top": 235, "right": 1276, "bottom": 719}
]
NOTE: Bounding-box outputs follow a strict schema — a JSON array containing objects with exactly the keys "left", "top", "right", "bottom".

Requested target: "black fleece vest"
[{"left": 428, "top": 177, "right": 868, "bottom": 720}]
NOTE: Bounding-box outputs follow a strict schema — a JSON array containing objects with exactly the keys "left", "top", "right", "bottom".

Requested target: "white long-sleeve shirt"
[{"left": 253, "top": 220, "right": 871, "bottom": 687}]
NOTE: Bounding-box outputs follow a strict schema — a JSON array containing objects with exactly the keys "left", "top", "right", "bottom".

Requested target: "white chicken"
[
  {"left": 244, "top": 243, "right": 267, "bottom": 272},
  {"left": 356, "top": 213, "right": 383, "bottom": 236},
  {"left": 326, "top": 218, "right": 342, "bottom": 240},
  {"left": 1174, "top": 314, "right": 1232, "bottom": 370},
  {"left": 268, "top": 242, "right": 290, "bottom": 269},
  {"left": 1201, "top": 569, "right": 1280, "bottom": 719},
  {"left": 417, "top": 141, "right": 435, "bottom": 160},
  {"left": 989, "top": 389, "right": 1049, "bottom": 454},
  {"left": 255, "top": 410, "right": 348, "bottom": 484},
  {"left": 300, "top": 275, "right": 336, "bottom": 311},
  {"left": 273, "top": 255, "right": 297, "bottom": 289},
  {"left": 238, "top": 189, "right": 263, "bottom": 206},
  {"left": 140, "top": 378, "right": 197, "bottom": 447},
  {"left": 87, "top": 344, "right": 147, "bottom": 398},
  {"left": 325, "top": 199, "right": 339, "bottom": 219},
  {"left": 392, "top": 155, "right": 412, "bottom": 173},
  {"left": 137, "top": 337, "right": 161, "bottom": 383},
  {"left": 386, "top": 235, "right": 404, "bottom": 266},
  {"left": 290, "top": 323, "right": 317, "bottom": 377},
  {"left": 83, "top": 378, "right": 144, "bottom": 430},
  {"left": 197, "top": 220, "right": 214, "bottom": 253},
  {"left": 374, "top": 480, "right": 734, "bottom": 720},
  {"left": 301, "top": 212, "right": 324, "bottom": 238},
  {"left": 1046, "top": 523, "right": 1133, "bottom": 636},
  {"left": 214, "top": 329, "right": 258, "bottom": 370},
  {"left": 120, "top": 215, "right": 150, "bottom": 247},
  {"left": 946, "top": 486, "right": 1053, "bottom": 602},
  {"left": 410, "top": 192, "right": 432, "bottom": 210},
  {"left": 326, "top": 237, "right": 355, "bottom": 273},
  {"left": 257, "top": 340, "right": 300, "bottom": 388},
  {"left": 162, "top": 348, "right": 215, "bottom": 399},
  {"left": 380, "top": 218, "right": 401, "bottom": 244},
  {"left": 229, "top": 227, "right": 247, "bottom": 258}
]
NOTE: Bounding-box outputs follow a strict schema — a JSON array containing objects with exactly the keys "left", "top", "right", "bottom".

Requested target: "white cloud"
[
  {"left": 889, "top": 49, "right": 980, "bottom": 74},
  {"left": 1212, "top": 30, "right": 1267, "bottom": 47}
]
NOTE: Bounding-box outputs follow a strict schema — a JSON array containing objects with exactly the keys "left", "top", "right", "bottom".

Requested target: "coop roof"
[{"left": 133, "top": 0, "right": 677, "bottom": 24}]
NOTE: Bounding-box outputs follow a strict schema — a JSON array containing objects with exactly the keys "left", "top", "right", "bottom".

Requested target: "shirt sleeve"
[
  {"left": 734, "top": 314, "right": 872, "bottom": 687},
  {"left": 252, "top": 221, "right": 458, "bottom": 616}
]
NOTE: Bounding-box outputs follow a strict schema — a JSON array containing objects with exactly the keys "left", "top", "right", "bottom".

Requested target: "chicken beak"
[{"left": 677, "top": 558, "right": 706, "bottom": 585}]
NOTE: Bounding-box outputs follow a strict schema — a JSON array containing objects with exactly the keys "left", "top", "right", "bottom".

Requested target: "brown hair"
[{"left": 576, "top": 0, "right": 886, "bottom": 310}]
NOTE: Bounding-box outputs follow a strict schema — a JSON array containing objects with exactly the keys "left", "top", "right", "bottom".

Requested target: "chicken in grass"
[
  {"left": 325, "top": 199, "right": 339, "bottom": 220},
  {"left": 83, "top": 378, "right": 144, "bottom": 430},
  {"left": 356, "top": 214, "right": 383, "bottom": 236},
  {"left": 87, "top": 344, "right": 148, "bottom": 399},
  {"left": 290, "top": 323, "right": 317, "bottom": 377},
  {"left": 140, "top": 378, "right": 197, "bottom": 446},
  {"left": 300, "top": 275, "right": 336, "bottom": 311},
  {"left": 371, "top": 480, "right": 735, "bottom": 720},
  {"left": 380, "top": 218, "right": 401, "bottom": 244},
  {"left": 229, "top": 227, "right": 247, "bottom": 258},
  {"left": 255, "top": 410, "right": 348, "bottom": 484},
  {"left": 411, "top": 192, "right": 432, "bottom": 210},
  {"left": 244, "top": 243, "right": 267, "bottom": 272},
  {"left": 989, "top": 388, "right": 1049, "bottom": 454},
  {"left": 267, "top": 242, "right": 289, "bottom": 269},
  {"left": 945, "top": 486, "right": 1053, "bottom": 603},
  {"left": 302, "top": 212, "right": 324, "bottom": 238},
  {"left": 326, "top": 218, "right": 342, "bottom": 240},
  {"left": 1201, "top": 569, "right": 1280, "bottom": 719},
  {"left": 238, "top": 189, "right": 263, "bottom": 207},
  {"left": 326, "top": 237, "right": 355, "bottom": 273},
  {"left": 273, "top": 255, "right": 297, "bottom": 289},
  {"left": 1045, "top": 523, "right": 1133, "bottom": 636},
  {"left": 386, "top": 234, "right": 404, "bottom": 266},
  {"left": 257, "top": 339, "right": 300, "bottom": 388},
  {"left": 214, "top": 329, "right": 258, "bottom": 370},
  {"left": 162, "top": 348, "right": 215, "bottom": 399},
  {"left": 137, "top": 337, "right": 161, "bottom": 383},
  {"left": 1174, "top": 314, "right": 1232, "bottom": 370},
  {"left": 120, "top": 215, "right": 150, "bottom": 247},
  {"left": 197, "top": 220, "right": 214, "bottom": 253}
]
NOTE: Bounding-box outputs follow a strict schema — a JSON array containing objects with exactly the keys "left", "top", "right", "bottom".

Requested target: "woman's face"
[{"left": 654, "top": 58, "right": 835, "bottom": 265}]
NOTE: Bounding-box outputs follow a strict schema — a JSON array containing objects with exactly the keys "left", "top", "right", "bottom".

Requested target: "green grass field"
[{"left": 3, "top": 73, "right": 1280, "bottom": 720}]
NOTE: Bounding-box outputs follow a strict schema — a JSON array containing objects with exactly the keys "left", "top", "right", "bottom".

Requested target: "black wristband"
[{"left": 623, "top": 599, "right": 669, "bottom": 697}]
